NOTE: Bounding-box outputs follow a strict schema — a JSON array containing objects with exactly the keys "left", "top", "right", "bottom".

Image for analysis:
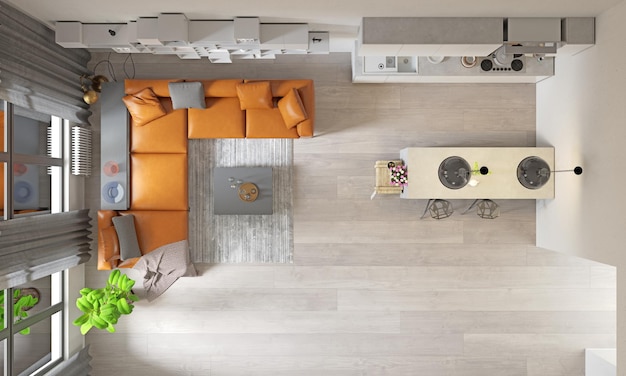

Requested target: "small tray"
[{"left": 238, "top": 182, "right": 259, "bottom": 202}]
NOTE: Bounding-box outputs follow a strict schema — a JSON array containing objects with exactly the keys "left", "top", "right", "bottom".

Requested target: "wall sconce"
[{"left": 80, "top": 74, "right": 109, "bottom": 104}]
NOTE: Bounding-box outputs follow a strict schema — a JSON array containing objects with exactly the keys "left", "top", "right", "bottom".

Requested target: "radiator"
[{"left": 71, "top": 126, "right": 92, "bottom": 176}]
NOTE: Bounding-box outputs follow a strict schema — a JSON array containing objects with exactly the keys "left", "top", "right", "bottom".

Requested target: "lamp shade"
[{"left": 83, "top": 90, "right": 99, "bottom": 104}]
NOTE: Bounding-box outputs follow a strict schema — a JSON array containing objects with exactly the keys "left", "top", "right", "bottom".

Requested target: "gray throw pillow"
[
  {"left": 168, "top": 81, "right": 206, "bottom": 109},
  {"left": 112, "top": 215, "right": 142, "bottom": 261}
]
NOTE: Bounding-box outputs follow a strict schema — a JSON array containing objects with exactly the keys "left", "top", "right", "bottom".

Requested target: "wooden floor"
[{"left": 84, "top": 52, "right": 616, "bottom": 375}]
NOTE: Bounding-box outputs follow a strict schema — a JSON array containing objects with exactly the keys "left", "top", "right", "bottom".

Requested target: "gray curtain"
[
  {"left": 0, "top": 209, "right": 92, "bottom": 290},
  {"left": 0, "top": 1, "right": 92, "bottom": 124},
  {"left": 45, "top": 345, "right": 92, "bottom": 376}
]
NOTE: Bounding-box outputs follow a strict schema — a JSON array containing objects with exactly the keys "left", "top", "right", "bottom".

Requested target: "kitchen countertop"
[
  {"left": 416, "top": 56, "right": 554, "bottom": 77},
  {"left": 352, "top": 51, "right": 555, "bottom": 83},
  {"left": 400, "top": 147, "right": 555, "bottom": 199}
]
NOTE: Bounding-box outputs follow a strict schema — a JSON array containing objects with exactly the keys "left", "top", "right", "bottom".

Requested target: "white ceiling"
[{"left": 6, "top": 0, "right": 622, "bottom": 31}]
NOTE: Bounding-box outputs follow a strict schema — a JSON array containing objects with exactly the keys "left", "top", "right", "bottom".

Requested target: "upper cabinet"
[
  {"left": 358, "top": 17, "right": 504, "bottom": 57},
  {"left": 559, "top": 17, "right": 595, "bottom": 56}
]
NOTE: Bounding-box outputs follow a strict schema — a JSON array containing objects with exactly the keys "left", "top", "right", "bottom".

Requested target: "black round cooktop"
[
  {"left": 511, "top": 59, "right": 524, "bottom": 72},
  {"left": 480, "top": 59, "right": 493, "bottom": 72}
]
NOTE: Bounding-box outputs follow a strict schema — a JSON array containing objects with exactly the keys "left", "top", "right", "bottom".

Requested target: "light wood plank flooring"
[{"left": 84, "top": 52, "right": 616, "bottom": 376}]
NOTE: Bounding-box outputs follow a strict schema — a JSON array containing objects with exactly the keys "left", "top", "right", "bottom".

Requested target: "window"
[
  {"left": 1, "top": 101, "right": 64, "bottom": 219},
  {"left": 1, "top": 100, "right": 71, "bottom": 375},
  {"left": 1, "top": 273, "right": 64, "bottom": 376}
]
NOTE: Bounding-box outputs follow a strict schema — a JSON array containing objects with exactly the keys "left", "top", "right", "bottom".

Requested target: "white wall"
[
  {"left": 537, "top": 4, "right": 626, "bottom": 267},
  {"left": 536, "top": 1, "right": 626, "bottom": 373}
]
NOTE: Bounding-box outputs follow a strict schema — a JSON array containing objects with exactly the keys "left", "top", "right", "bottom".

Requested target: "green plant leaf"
[
  {"left": 19, "top": 327, "right": 30, "bottom": 335},
  {"left": 75, "top": 270, "right": 139, "bottom": 335},
  {"left": 80, "top": 322, "right": 93, "bottom": 335},
  {"left": 73, "top": 313, "right": 90, "bottom": 326}
]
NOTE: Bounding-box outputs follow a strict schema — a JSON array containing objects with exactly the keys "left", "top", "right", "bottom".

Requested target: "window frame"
[
  {"left": 1, "top": 100, "right": 70, "bottom": 375},
  {"left": 1, "top": 101, "right": 64, "bottom": 219},
  {"left": 1, "top": 273, "right": 65, "bottom": 376}
]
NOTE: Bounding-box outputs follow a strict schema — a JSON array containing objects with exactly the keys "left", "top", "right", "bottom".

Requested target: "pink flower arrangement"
[{"left": 389, "top": 164, "right": 408, "bottom": 186}]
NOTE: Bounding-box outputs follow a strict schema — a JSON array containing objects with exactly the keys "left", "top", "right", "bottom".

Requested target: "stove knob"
[{"left": 480, "top": 59, "right": 493, "bottom": 71}]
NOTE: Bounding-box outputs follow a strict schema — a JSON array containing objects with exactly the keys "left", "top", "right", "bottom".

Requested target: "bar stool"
[
  {"left": 462, "top": 199, "right": 500, "bottom": 219},
  {"left": 420, "top": 199, "right": 453, "bottom": 220}
]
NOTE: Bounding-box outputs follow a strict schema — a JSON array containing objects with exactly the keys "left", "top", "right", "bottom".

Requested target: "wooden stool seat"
[{"left": 371, "top": 160, "right": 404, "bottom": 199}]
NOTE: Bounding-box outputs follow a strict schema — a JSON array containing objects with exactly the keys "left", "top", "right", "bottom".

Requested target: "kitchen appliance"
[
  {"left": 479, "top": 46, "right": 525, "bottom": 73},
  {"left": 503, "top": 18, "right": 560, "bottom": 56}
]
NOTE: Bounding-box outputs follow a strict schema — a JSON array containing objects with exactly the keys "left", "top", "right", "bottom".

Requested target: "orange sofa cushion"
[
  {"left": 122, "top": 88, "right": 167, "bottom": 127},
  {"left": 97, "top": 210, "right": 121, "bottom": 270},
  {"left": 97, "top": 210, "right": 188, "bottom": 270},
  {"left": 278, "top": 88, "right": 308, "bottom": 129},
  {"left": 199, "top": 79, "right": 243, "bottom": 97},
  {"left": 246, "top": 108, "right": 300, "bottom": 138},
  {"left": 130, "top": 153, "right": 188, "bottom": 210},
  {"left": 130, "top": 99, "right": 188, "bottom": 154},
  {"left": 119, "top": 210, "right": 188, "bottom": 262},
  {"left": 100, "top": 226, "right": 121, "bottom": 268},
  {"left": 245, "top": 79, "right": 315, "bottom": 137},
  {"left": 125, "top": 79, "right": 179, "bottom": 97},
  {"left": 188, "top": 98, "right": 245, "bottom": 138},
  {"left": 236, "top": 81, "right": 273, "bottom": 110}
]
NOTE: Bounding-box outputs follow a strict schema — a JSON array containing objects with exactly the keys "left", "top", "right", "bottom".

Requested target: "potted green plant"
[
  {"left": 73, "top": 269, "right": 138, "bottom": 334},
  {"left": 0, "top": 289, "right": 40, "bottom": 335}
]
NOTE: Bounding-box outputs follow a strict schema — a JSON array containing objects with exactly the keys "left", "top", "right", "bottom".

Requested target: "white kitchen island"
[{"left": 400, "top": 147, "right": 555, "bottom": 199}]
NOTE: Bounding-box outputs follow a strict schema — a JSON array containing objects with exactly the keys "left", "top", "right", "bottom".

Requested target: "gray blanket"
[{"left": 133, "top": 240, "right": 196, "bottom": 301}]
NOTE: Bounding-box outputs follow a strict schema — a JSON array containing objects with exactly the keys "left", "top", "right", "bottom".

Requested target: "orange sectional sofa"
[{"left": 97, "top": 78, "right": 314, "bottom": 270}]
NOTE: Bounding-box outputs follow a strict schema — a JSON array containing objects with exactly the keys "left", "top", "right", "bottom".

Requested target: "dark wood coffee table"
[{"left": 213, "top": 167, "right": 273, "bottom": 215}]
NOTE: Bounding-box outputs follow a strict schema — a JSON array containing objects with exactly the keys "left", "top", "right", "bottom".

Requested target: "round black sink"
[
  {"left": 438, "top": 156, "right": 471, "bottom": 189},
  {"left": 517, "top": 156, "right": 550, "bottom": 189}
]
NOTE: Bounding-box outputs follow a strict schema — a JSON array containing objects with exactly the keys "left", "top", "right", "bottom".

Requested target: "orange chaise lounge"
[{"left": 97, "top": 78, "right": 315, "bottom": 270}]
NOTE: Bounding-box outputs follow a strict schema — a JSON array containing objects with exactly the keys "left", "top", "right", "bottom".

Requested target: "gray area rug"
[{"left": 188, "top": 138, "right": 293, "bottom": 263}]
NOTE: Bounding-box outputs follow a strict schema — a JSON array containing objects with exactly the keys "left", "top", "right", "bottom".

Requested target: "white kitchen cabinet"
[
  {"left": 396, "top": 44, "right": 440, "bottom": 56},
  {"left": 558, "top": 17, "right": 595, "bottom": 56},
  {"left": 82, "top": 24, "right": 131, "bottom": 47},
  {"left": 136, "top": 17, "right": 161, "bottom": 46},
  {"left": 260, "top": 24, "right": 308, "bottom": 50},
  {"left": 307, "top": 31, "right": 330, "bottom": 54},
  {"left": 359, "top": 17, "right": 503, "bottom": 57},
  {"left": 55, "top": 22, "right": 85, "bottom": 48},
  {"left": 157, "top": 13, "right": 188, "bottom": 45},
  {"left": 188, "top": 20, "right": 235, "bottom": 45},
  {"left": 506, "top": 18, "right": 561, "bottom": 43}
]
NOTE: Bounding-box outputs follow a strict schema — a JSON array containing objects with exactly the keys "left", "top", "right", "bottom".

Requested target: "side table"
[
  {"left": 371, "top": 159, "right": 404, "bottom": 199},
  {"left": 100, "top": 82, "right": 130, "bottom": 210}
]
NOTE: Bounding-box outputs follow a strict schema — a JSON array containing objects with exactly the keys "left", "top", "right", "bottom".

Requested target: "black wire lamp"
[{"left": 79, "top": 53, "right": 136, "bottom": 105}]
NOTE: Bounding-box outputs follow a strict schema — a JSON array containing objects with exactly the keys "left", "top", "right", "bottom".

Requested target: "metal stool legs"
[
  {"left": 462, "top": 199, "right": 499, "bottom": 219},
  {"left": 421, "top": 199, "right": 453, "bottom": 220}
]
